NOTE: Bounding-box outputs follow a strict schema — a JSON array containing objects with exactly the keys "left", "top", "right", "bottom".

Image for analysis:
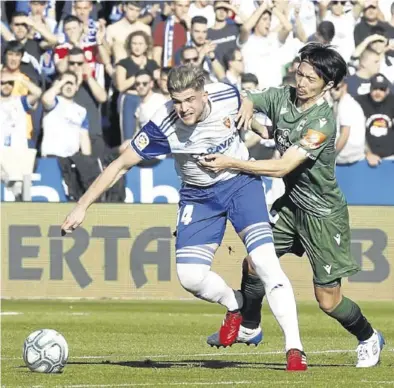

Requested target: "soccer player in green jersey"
[{"left": 200, "top": 43, "right": 384, "bottom": 368}]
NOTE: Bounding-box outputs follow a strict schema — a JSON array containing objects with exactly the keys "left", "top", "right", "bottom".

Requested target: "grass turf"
[{"left": 1, "top": 300, "right": 393, "bottom": 388}]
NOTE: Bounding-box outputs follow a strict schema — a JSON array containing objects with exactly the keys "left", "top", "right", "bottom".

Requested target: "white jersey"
[{"left": 131, "top": 83, "right": 249, "bottom": 187}]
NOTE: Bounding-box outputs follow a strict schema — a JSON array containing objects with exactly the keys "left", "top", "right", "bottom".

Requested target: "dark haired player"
[{"left": 201, "top": 43, "right": 384, "bottom": 368}]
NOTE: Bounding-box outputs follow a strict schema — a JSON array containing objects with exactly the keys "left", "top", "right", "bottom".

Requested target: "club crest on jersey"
[
  {"left": 134, "top": 132, "right": 150, "bottom": 151},
  {"left": 300, "top": 129, "right": 327, "bottom": 150},
  {"left": 223, "top": 116, "right": 231, "bottom": 129}
]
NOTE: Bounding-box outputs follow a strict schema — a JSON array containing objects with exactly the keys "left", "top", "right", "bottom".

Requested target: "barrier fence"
[{"left": 1, "top": 204, "right": 393, "bottom": 301}]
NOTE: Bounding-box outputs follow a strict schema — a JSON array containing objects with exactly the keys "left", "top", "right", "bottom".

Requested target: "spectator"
[
  {"left": 153, "top": 0, "right": 191, "bottom": 67},
  {"left": 41, "top": 70, "right": 91, "bottom": 157},
  {"left": 73, "top": 1, "right": 98, "bottom": 44},
  {"left": 319, "top": 0, "right": 364, "bottom": 62},
  {"left": 157, "top": 66, "right": 171, "bottom": 101},
  {"left": 115, "top": 30, "right": 160, "bottom": 141},
  {"left": 330, "top": 80, "right": 366, "bottom": 164},
  {"left": 106, "top": 1, "right": 151, "bottom": 63},
  {"left": 2, "top": 41, "right": 39, "bottom": 142},
  {"left": 208, "top": 1, "right": 240, "bottom": 65},
  {"left": 356, "top": 73, "right": 394, "bottom": 165},
  {"left": 0, "top": 70, "right": 42, "bottom": 200},
  {"left": 1, "top": 11, "right": 57, "bottom": 72},
  {"left": 222, "top": 48, "right": 244, "bottom": 90},
  {"left": 178, "top": 16, "right": 225, "bottom": 81},
  {"left": 241, "top": 72, "right": 259, "bottom": 90},
  {"left": 0, "top": 70, "right": 41, "bottom": 148},
  {"left": 66, "top": 47, "right": 107, "bottom": 156},
  {"left": 54, "top": 15, "right": 110, "bottom": 83},
  {"left": 180, "top": 46, "right": 200, "bottom": 66},
  {"left": 239, "top": 2, "right": 292, "bottom": 88},
  {"left": 29, "top": 1, "right": 57, "bottom": 35},
  {"left": 308, "top": 20, "right": 335, "bottom": 44},
  {"left": 354, "top": 0, "right": 393, "bottom": 46},
  {"left": 188, "top": 0, "right": 215, "bottom": 28},
  {"left": 346, "top": 48, "right": 381, "bottom": 96},
  {"left": 134, "top": 70, "right": 167, "bottom": 130}
]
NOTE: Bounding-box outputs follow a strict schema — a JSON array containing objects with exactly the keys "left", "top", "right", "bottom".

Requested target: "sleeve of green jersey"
[
  {"left": 245, "top": 88, "right": 282, "bottom": 119},
  {"left": 295, "top": 118, "right": 335, "bottom": 160}
]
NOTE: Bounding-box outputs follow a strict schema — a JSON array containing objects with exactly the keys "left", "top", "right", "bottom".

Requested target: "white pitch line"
[
  {"left": 2, "top": 348, "right": 393, "bottom": 361},
  {"left": 361, "top": 382, "right": 394, "bottom": 385}
]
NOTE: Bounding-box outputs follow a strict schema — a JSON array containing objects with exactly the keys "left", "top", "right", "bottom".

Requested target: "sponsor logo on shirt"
[
  {"left": 299, "top": 129, "right": 327, "bottom": 150},
  {"left": 275, "top": 128, "right": 292, "bottom": 154},
  {"left": 134, "top": 132, "right": 150, "bottom": 151}
]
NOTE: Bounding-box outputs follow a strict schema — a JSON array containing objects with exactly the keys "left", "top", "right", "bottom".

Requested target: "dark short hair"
[
  {"left": 58, "top": 70, "right": 78, "bottom": 83},
  {"left": 63, "top": 15, "right": 82, "bottom": 26},
  {"left": 135, "top": 69, "right": 152, "bottom": 79},
  {"left": 180, "top": 46, "right": 198, "bottom": 61},
  {"left": 161, "top": 67, "right": 171, "bottom": 77},
  {"left": 4, "top": 40, "right": 25, "bottom": 56},
  {"left": 317, "top": 21, "right": 335, "bottom": 43},
  {"left": 223, "top": 48, "right": 241, "bottom": 70},
  {"left": 298, "top": 42, "right": 347, "bottom": 87},
  {"left": 191, "top": 16, "right": 208, "bottom": 26},
  {"left": 241, "top": 73, "right": 258, "bottom": 86},
  {"left": 123, "top": 1, "right": 142, "bottom": 8},
  {"left": 68, "top": 46, "right": 85, "bottom": 57},
  {"left": 11, "top": 11, "right": 29, "bottom": 20}
]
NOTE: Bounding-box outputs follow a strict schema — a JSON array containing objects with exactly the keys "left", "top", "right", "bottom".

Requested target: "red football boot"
[
  {"left": 219, "top": 311, "right": 243, "bottom": 347},
  {"left": 286, "top": 349, "right": 308, "bottom": 371}
]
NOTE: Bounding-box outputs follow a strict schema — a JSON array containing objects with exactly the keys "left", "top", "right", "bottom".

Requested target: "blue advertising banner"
[{"left": 1, "top": 158, "right": 393, "bottom": 205}]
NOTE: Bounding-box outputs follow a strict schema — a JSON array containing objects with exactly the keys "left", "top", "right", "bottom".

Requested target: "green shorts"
[{"left": 271, "top": 196, "right": 360, "bottom": 285}]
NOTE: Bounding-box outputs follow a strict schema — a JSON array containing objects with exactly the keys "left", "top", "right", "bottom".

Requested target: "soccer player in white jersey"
[{"left": 61, "top": 65, "right": 307, "bottom": 371}]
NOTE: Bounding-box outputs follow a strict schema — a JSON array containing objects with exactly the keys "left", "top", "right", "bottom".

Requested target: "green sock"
[
  {"left": 240, "top": 259, "right": 265, "bottom": 330},
  {"left": 324, "top": 296, "right": 374, "bottom": 341}
]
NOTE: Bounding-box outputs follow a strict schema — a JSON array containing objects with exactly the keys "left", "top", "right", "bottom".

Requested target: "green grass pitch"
[{"left": 1, "top": 300, "right": 393, "bottom": 388}]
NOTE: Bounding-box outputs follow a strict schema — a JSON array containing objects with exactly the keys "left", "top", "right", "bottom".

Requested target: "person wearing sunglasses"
[
  {"left": 41, "top": 70, "right": 91, "bottom": 158},
  {"left": 134, "top": 70, "right": 167, "bottom": 130},
  {"left": 319, "top": 0, "right": 364, "bottom": 62},
  {"left": 0, "top": 70, "right": 42, "bottom": 149}
]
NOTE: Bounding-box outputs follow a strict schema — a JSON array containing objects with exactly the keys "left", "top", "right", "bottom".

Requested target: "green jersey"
[{"left": 247, "top": 86, "right": 346, "bottom": 217}]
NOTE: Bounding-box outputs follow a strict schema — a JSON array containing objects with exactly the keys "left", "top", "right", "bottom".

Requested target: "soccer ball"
[{"left": 23, "top": 329, "right": 69, "bottom": 373}]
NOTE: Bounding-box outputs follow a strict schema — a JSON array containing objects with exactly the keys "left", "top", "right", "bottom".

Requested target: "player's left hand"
[{"left": 198, "top": 154, "right": 235, "bottom": 173}]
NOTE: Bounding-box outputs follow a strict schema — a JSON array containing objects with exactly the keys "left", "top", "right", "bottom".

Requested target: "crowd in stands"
[{"left": 1, "top": 0, "right": 393, "bottom": 201}]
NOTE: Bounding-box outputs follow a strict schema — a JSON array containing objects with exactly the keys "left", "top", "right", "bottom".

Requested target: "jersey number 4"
[{"left": 177, "top": 205, "right": 194, "bottom": 225}]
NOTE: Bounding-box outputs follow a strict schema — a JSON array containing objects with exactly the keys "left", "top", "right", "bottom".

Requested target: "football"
[{"left": 23, "top": 329, "right": 69, "bottom": 373}]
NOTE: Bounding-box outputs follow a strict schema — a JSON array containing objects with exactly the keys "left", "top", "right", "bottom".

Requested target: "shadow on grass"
[{"left": 62, "top": 359, "right": 352, "bottom": 370}]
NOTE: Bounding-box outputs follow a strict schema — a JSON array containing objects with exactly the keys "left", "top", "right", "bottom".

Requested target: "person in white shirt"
[
  {"left": 188, "top": 0, "right": 215, "bottom": 28},
  {"left": 330, "top": 80, "right": 366, "bottom": 164},
  {"left": 41, "top": 71, "right": 91, "bottom": 158},
  {"left": 222, "top": 48, "right": 244, "bottom": 91},
  {"left": 0, "top": 71, "right": 41, "bottom": 148},
  {"left": 134, "top": 70, "right": 167, "bottom": 130},
  {"left": 320, "top": 0, "right": 364, "bottom": 62},
  {"left": 0, "top": 71, "right": 42, "bottom": 199},
  {"left": 239, "top": 1, "right": 292, "bottom": 88}
]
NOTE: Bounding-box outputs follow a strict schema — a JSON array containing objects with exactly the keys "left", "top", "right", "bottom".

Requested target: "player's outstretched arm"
[
  {"left": 235, "top": 97, "right": 254, "bottom": 131},
  {"left": 200, "top": 146, "right": 308, "bottom": 178},
  {"left": 61, "top": 146, "right": 142, "bottom": 234}
]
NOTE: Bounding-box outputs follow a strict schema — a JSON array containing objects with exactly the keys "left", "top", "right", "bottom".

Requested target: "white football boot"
[{"left": 356, "top": 330, "right": 385, "bottom": 368}]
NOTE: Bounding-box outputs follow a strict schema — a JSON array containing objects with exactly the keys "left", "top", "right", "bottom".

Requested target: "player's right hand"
[
  {"left": 61, "top": 204, "right": 87, "bottom": 236},
  {"left": 236, "top": 98, "right": 254, "bottom": 131}
]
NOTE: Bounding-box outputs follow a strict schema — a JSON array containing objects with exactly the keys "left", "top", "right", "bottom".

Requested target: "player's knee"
[
  {"left": 176, "top": 263, "right": 209, "bottom": 294},
  {"left": 242, "top": 256, "right": 257, "bottom": 276}
]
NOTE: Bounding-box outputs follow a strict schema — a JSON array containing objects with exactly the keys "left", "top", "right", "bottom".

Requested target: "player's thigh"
[
  {"left": 298, "top": 207, "right": 360, "bottom": 285},
  {"left": 175, "top": 200, "right": 227, "bottom": 251},
  {"left": 271, "top": 197, "right": 303, "bottom": 258}
]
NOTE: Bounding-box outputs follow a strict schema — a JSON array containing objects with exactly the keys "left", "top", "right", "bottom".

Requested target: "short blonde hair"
[{"left": 167, "top": 65, "right": 205, "bottom": 94}]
